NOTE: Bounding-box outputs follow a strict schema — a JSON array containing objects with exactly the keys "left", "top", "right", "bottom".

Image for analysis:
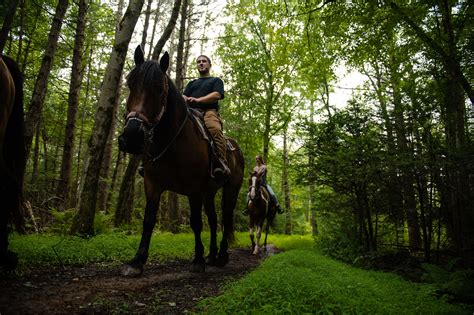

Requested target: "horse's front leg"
[
  {"left": 189, "top": 194, "right": 205, "bottom": 272},
  {"left": 253, "top": 225, "right": 262, "bottom": 255},
  {"left": 203, "top": 194, "right": 218, "bottom": 265},
  {"left": 249, "top": 226, "right": 256, "bottom": 252},
  {"left": 122, "top": 191, "right": 161, "bottom": 277}
]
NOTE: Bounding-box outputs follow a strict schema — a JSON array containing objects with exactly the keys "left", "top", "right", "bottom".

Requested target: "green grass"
[
  {"left": 8, "top": 231, "right": 252, "bottom": 269},
  {"left": 8, "top": 232, "right": 471, "bottom": 314},
  {"left": 197, "top": 234, "right": 472, "bottom": 314}
]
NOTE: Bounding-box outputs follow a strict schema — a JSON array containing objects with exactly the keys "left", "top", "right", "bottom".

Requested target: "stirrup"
[{"left": 213, "top": 158, "right": 230, "bottom": 178}]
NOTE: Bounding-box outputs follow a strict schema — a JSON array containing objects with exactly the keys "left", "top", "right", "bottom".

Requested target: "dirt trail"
[{"left": 0, "top": 246, "right": 279, "bottom": 314}]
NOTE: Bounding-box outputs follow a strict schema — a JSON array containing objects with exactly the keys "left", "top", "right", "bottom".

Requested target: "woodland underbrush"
[{"left": 315, "top": 230, "right": 474, "bottom": 307}]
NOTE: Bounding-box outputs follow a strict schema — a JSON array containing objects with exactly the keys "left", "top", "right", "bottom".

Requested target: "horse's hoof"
[
  {"left": 215, "top": 252, "right": 229, "bottom": 267},
  {"left": 121, "top": 263, "right": 143, "bottom": 277}
]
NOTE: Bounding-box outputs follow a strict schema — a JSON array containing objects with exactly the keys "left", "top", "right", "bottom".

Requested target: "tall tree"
[
  {"left": 0, "top": 0, "right": 20, "bottom": 53},
  {"left": 151, "top": 0, "right": 182, "bottom": 60},
  {"left": 24, "top": 0, "right": 69, "bottom": 161},
  {"left": 70, "top": 0, "right": 145, "bottom": 235},
  {"left": 57, "top": 0, "right": 89, "bottom": 208}
]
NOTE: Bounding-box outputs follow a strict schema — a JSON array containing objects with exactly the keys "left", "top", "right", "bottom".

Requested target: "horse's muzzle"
[{"left": 118, "top": 119, "right": 145, "bottom": 155}]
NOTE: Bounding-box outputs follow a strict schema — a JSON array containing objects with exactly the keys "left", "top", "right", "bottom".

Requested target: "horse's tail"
[
  {"left": 2, "top": 55, "right": 26, "bottom": 231},
  {"left": 222, "top": 138, "right": 245, "bottom": 244}
]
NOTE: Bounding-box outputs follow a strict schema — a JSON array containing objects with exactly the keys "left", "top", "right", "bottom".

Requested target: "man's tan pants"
[{"left": 203, "top": 109, "right": 227, "bottom": 162}]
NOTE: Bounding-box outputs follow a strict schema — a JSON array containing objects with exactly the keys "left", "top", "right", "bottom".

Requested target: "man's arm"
[{"left": 186, "top": 91, "right": 221, "bottom": 105}]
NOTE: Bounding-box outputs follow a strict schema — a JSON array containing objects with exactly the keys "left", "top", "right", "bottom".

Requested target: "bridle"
[
  {"left": 124, "top": 74, "right": 189, "bottom": 163},
  {"left": 125, "top": 75, "right": 169, "bottom": 131}
]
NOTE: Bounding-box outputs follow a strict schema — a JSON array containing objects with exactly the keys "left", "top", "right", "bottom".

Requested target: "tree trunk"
[
  {"left": 389, "top": 60, "right": 421, "bottom": 251},
  {"left": 175, "top": 0, "right": 188, "bottom": 92},
  {"left": 282, "top": 128, "right": 291, "bottom": 235},
  {"left": 151, "top": 0, "right": 182, "bottom": 60},
  {"left": 163, "top": 0, "right": 189, "bottom": 231},
  {"left": 168, "top": 192, "right": 179, "bottom": 233},
  {"left": 0, "top": 0, "right": 20, "bottom": 53},
  {"left": 24, "top": 0, "right": 69, "bottom": 161},
  {"left": 70, "top": 0, "right": 145, "bottom": 236},
  {"left": 439, "top": 0, "right": 473, "bottom": 265},
  {"left": 57, "top": 0, "right": 88, "bottom": 209},
  {"left": 308, "top": 100, "right": 318, "bottom": 235},
  {"left": 114, "top": 155, "right": 140, "bottom": 226},
  {"left": 147, "top": 0, "right": 163, "bottom": 59},
  {"left": 141, "top": 0, "right": 153, "bottom": 49},
  {"left": 106, "top": 151, "right": 124, "bottom": 211},
  {"left": 97, "top": 100, "right": 118, "bottom": 212}
]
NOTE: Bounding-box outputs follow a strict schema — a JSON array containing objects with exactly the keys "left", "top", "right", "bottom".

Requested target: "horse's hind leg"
[
  {"left": 203, "top": 193, "right": 218, "bottom": 265},
  {"left": 189, "top": 194, "right": 205, "bottom": 272},
  {"left": 122, "top": 193, "right": 161, "bottom": 277}
]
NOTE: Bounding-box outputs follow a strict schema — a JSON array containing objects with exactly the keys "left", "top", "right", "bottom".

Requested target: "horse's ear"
[
  {"left": 159, "top": 51, "right": 169, "bottom": 73},
  {"left": 134, "top": 45, "right": 145, "bottom": 66}
]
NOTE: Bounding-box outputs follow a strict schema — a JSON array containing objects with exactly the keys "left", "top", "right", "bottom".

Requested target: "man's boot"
[
  {"left": 213, "top": 157, "right": 230, "bottom": 178},
  {"left": 212, "top": 136, "right": 230, "bottom": 178}
]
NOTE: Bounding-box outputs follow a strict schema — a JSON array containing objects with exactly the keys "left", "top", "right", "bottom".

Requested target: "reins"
[{"left": 147, "top": 108, "right": 189, "bottom": 163}]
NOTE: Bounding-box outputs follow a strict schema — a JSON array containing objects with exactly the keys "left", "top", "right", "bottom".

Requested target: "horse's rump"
[{"left": 0, "top": 55, "right": 25, "bottom": 230}]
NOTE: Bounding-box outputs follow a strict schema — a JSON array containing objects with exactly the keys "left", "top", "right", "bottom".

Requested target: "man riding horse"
[{"left": 183, "top": 55, "right": 230, "bottom": 179}]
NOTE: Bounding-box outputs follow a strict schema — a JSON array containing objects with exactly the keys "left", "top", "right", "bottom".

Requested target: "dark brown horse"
[
  {"left": 246, "top": 173, "right": 276, "bottom": 255},
  {"left": 0, "top": 55, "right": 25, "bottom": 270},
  {"left": 118, "top": 46, "right": 244, "bottom": 276}
]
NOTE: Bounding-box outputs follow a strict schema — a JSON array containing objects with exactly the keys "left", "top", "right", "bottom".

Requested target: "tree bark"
[
  {"left": 70, "top": 0, "right": 145, "bottom": 236},
  {"left": 114, "top": 155, "right": 140, "bottom": 226},
  {"left": 151, "top": 0, "right": 182, "bottom": 60},
  {"left": 0, "top": 0, "right": 20, "bottom": 53},
  {"left": 57, "top": 0, "right": 89, "bottom": 209},
  {"left": 24, "top": 0, "right": 69, "bottom": 161},
  {"left": 141, "top": 0, "right": 153, "bottom": 49},
  {"left": 175, "top": 0, "right": 188, "bottom": 92},
  {"left": 308, "top": 100, "right": 318, "bottom": 235},
  {"left": 282, "top": 128, "right": 292, "bottom": 235}
]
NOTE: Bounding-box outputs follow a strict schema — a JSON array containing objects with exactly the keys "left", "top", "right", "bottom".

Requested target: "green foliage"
[
  {"left": 197, "top": 239, "right": 471, "bottom": 314},
  {"left": 422, "top": 264, "right": 474, "bottom": 304},
  {"left": 7, "top": 232, "right": 254, "bottom": 270}
]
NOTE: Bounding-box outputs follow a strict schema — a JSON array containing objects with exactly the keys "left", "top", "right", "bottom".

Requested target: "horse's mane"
[{"left": 126, "top": 60, "right": 184, "bottom": 113}]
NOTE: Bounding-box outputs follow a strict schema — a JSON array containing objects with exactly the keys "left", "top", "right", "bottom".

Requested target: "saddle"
[{"left": 188, "top": 108, "right": 235, "bottom": 178}]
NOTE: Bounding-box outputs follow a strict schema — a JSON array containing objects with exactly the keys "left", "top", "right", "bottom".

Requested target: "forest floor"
[{"left": 0, "top": 245, "right": 279, "bottom": 314}]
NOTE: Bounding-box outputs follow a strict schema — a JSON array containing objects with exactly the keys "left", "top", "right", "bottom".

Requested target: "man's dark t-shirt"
[{"left": 183, "top": 77, "right": 225, "bottom": 110}]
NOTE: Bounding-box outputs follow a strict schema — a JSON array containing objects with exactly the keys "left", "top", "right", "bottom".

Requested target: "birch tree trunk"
[{"left": 70, "top": 0, "right": 145, "bottom": 236}]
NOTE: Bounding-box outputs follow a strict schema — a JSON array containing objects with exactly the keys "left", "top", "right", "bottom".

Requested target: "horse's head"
[
  {"left": 248, "top": 173, "right": 261, "bottom": 201},
  {"left": 118, "top": 45, "right": 170, "bottom": 155}
]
